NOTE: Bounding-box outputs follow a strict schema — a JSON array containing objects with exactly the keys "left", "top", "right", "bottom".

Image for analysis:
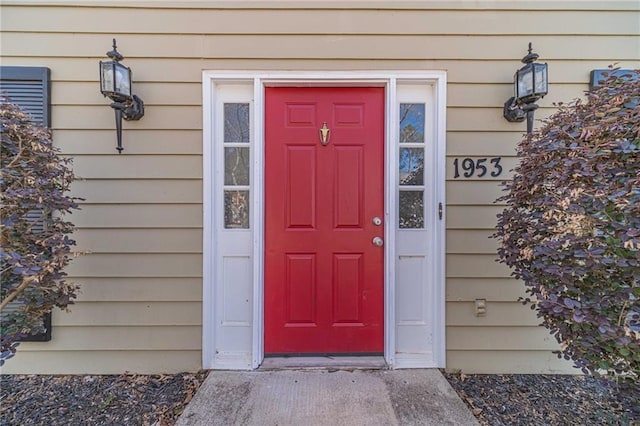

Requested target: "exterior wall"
[{"left": 1, "top": 0, "right": 638, "bottom": 374}]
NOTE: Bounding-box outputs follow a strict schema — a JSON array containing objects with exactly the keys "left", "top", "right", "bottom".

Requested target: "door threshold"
[{"left": 259, "top": 356, "right": 388, "bottom": 370}]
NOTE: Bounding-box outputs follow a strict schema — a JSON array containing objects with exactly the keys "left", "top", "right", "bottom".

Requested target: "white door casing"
[{"left": 202, "top": 72, "right": 446, "bottom": 370}]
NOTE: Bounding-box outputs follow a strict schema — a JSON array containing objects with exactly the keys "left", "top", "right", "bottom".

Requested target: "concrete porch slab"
[{"left": 176, "top": 369, "right": 479, "bottom": 426}]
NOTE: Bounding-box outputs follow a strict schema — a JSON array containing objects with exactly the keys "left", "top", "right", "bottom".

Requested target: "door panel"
[
  {"left": 286, "top": 146, "right": 317, "bottom": 228},
  {"left": 265, "top": 87, "right": 384, "bottom": 354},
  {"left": 285, "top": 254, "right": 316, "bottom": 324},
  {"left": 334, "top": 147, "right": 363, "bottom": 228}
]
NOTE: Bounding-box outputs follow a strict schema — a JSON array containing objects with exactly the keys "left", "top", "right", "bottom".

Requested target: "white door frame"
[{"left": 202, "top": 71, "right": 447, "bottom": 370}]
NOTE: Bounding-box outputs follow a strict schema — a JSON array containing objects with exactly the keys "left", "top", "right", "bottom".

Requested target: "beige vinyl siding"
[
  {"left": 3, "top": 351, "right": 201, "bottom": 375},
  {"left": 3, "top": 33, "right": 638, "bottom": 61},
  {"left": 1, "top": 1, "right": 638, "bottom": 374},
  {"left": 447, "top": 279, "right": 526, "bottom": 302},
  {"left": 54, "top": 130, "right": 203, "bottom": 154},
  {"left": 448, "top": 351, "right": 574, "bottom": 374},
  {"left": 2, "top": 57, "right": 633, "bottom": 83},
  {"left": 70, "top": 205, "right": 202, "bottom": 228},
  {"left": 75, "top": 278, "right": 202, "bottom": 302},
  {"left": 3, "top": 7, "right": 638, "bottom": 35}
]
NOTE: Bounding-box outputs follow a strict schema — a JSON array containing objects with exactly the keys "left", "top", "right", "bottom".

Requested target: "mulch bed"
[
  {"left": 444, "top": 373, "right": 640, "bottom": 426},
  {"left": 2, "top": 370, "right": 638, "bottom": 425},
  {"left": 0, "top": 371, "right": 208, "bottom": 426}
]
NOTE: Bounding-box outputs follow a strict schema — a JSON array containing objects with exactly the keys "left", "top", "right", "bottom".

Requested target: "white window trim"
[{"left": 203, "top": 71, "right": 446, "bottom": 370}]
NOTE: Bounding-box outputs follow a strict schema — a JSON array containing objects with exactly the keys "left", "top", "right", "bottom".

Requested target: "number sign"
[{"left": 452, "top": 157, "right": 503, "bottom": 179}]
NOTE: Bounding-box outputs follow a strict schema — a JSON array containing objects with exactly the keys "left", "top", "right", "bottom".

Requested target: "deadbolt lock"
[{"left": 372, "top": 216, "right": 382, "bottom": 226}]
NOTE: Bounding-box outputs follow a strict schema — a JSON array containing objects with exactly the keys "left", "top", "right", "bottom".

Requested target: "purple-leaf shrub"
[
  {"left": 495, "top": 69, "right": 639, "bottom": 384},
  {"left": 0, "top": 102, "right": 80, "bottom": 364}
]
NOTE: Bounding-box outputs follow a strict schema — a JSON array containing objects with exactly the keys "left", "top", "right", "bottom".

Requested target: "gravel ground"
[
  {"left": 1, "top": 371, "right": 638, "bottom": 425},
  {"left": 444, "top": 373, "right": 640, "bottom": 426},
  {"left": 0, "top": 371, "right": 208, "bottom": 425}
]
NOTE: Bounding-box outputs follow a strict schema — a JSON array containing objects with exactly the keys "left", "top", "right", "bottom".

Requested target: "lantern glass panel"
[
  {"left": 534, "top": 63, "right": 548, "bottom": 96},
  {"left": 516, "top": 65, "right": 534, "bottom": 100},
  {"left": 100, "top": 62, "right": 115, "bottom": 94},
  {"left": 114, "top": 63, "right": 132, "bottom": 98}
]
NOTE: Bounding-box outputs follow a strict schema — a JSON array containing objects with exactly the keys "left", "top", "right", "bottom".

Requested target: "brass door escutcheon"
[{"left": 319, "top": 122, "right": 330, "bottom": 146}]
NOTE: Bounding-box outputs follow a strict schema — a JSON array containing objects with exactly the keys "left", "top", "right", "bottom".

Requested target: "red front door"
[{"left": 265, "top": 87, "right": 385, "bottom": 354}]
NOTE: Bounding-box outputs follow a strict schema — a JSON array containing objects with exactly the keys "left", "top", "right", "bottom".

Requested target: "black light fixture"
[
  {"left": 99, "top": 38, "right": 144, "bottom": 153},
  {"left": 503, "top": 42, "right": 548, "bottom": 134}
]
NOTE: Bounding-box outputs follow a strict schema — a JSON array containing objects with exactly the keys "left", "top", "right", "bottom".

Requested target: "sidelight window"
[
  {"left": 398, "top": 103, "right": 426, "bottom": 229},
  {"left": 223, "top": 103, "right": 251, "bottom": 228}
]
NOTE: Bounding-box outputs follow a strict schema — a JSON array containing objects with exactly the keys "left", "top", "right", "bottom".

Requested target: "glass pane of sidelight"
[
  {"left": 224, "top": 103, "right": 250, "bottom": 143},
  {"left": 399, "top": 190, "right": 424, "bottom": 229},
  {"left": 399, "top": 148, "right": 424, "bottom": 185},
  {"left": 224, "top": 147, "right": 250, "bottom": 186},
  {"left": 399, "top": 103, "right": 425, "bottom": 143},
  {"left": 224, "top": 190, "right": 250, "bottom": 229}
]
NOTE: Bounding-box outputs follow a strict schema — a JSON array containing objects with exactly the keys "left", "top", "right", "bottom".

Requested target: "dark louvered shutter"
[
  {"left": 0, "top": 66, "right": 50, "bottom": 126},
  {"left": 1, "top": 66, "right": 53, "bottom": 342}
]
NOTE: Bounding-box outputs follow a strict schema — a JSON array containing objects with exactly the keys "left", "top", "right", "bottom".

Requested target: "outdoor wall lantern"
[
  {"left": 503, "top": 42, "right": 548, "bottom": 134},
  {"left": 99, "top": 38, "right": 144, "bottom": 153}
]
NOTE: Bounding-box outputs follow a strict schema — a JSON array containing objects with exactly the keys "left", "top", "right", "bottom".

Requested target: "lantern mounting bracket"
[
  {"left": 503, "top": 96, "right": 526, "bottom": 122},
  {"left": 111, "top": 95, "right": 145, "bottom": 121}
]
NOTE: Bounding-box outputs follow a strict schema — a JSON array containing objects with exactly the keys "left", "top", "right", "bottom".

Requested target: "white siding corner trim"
[{"left": 202, "top": 71, "right": 446, "bottom": 370}]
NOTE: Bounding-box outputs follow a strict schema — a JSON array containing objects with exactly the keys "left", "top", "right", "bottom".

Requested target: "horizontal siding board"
[
  {"left": 447, "top": 132, "right": 521, "bottom": 156},
  {"left": 446, "top": 350, "right": 577, "bottom": 374},
  {"left": 70, "top": 180, "right": 202, "bottom": 203},
  {"left": 447, "top": 254, "right": 510, "bottom": 278},
  {"left": 52, "top": 81, "right": 202, "bottom": 106},
  {"left": 74, "top": 228, "right": 202, "bottom": 253},
  {"left": 447, "top": 83, "right": 587, "bottom": 108},
  {"left": 446, "top": 278, "right": 526, "bottom": 302},
  {"left": 446, "top": 181, "right": 504, "bottom": 205},
  {"left": 71, "top": 204, "right": 202, "bottom": 228},
  {"left": 66, "top": 254, "right": 202, "bottom": 277},
  {"left": 448, "top": 326, "right": 559, "bottom": 350},
  {"left": 0, "top": 350, "right": 201, "bottom": 374},
  {"left": 54, "top": 130, "right": 203, "bottom": 155},
  {"left": 1, "top": 1, "right": 639, "bottom": 11},
  {"left": 447, "top": 107, "right": 557, "bottom": 132},
  {"left": 53, "top": 105, "right": 202, "bottom": 130},
  {"left": 2, "top": 57, "right": 635, "bottom": 84},
  {"left": 446, "top": 206, "right": 502, "bottom": 230},
  {"left": 17, "top": 326, "right": 201, "bottom": 351},
  {"left": 72, "top": 155, "right": 202, "bottom": 179},
  {"left": 446, "top": 301, "right": 539, "bottom": 326},
  {"left": 3, "top": 8, "right": 638, "bottom": 35},
  {"left": 446, "top": 230, "right": 497, "bottom": 254},
  {"left": 52, "top": 302, "right": 202, "bottom": 326},
  {"left": 3, "top": 33, "right": 638, "bottom": 60},
  {"left": 75, "top": 277, "right": 202, "bottom": 302}
]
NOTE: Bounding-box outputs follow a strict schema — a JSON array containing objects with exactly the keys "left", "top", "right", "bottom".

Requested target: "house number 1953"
[{"left": 453, "top": 157, "right": 503, "bottom": 178}]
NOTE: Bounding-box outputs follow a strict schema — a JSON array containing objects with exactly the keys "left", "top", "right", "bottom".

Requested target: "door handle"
[{"left": 372, "top": 237, "right": 384, "bottom": 247}]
